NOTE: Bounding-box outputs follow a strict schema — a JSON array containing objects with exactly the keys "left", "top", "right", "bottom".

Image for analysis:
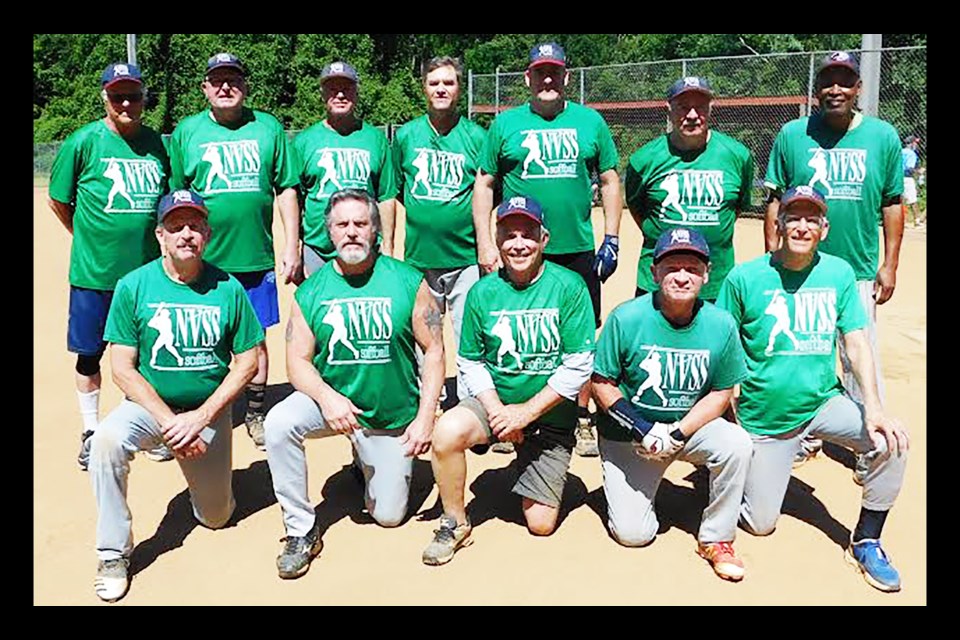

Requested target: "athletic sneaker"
[
  {"left": 697, "top": 542, "right": 745, "bottom": 582},
  {"left": 277, "top": 521, "right": 323, "bottom": 579},
  {"left": 422, "top": 514, "right": 472, "bottom": 566},
  {"left": 94, "top": 557, "right": 130, "bottom": 602},
  {"left": 245, "top": 412, "right": 266, "bottom": 451},
  {"left": 78, "top": 430, "right": 94, "bottom": 471},
  {"left": 793, "top": 437, "right": 822, "bottom": 468},
  {"left": 846, "top": 538, "right": 901, "bottom": 592},
  {"left": 143, "top": 443, "right": 175, "bottom": 462},
  {"left": 491, "top": 441, "right": 515, "bottom": 454},
  {"left": 575, "top": 414, "right": 599, "bottom": 457}
]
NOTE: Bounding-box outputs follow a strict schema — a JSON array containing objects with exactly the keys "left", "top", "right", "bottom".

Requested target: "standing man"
[
  {"left": 624, "top": 76, "right": 754, "bottom": 301},
  {"left": 422, "top": 196, "right": 596, "bottom": 566},
  {"left": 49, "top": 62, "right": 170, "bottom": 470},
  {"left": 294, "top": 61, "right": 398, "bottom": 275},
  {"left": 901, "top": 135, "right": 922, "bottom": 226},
  {"left": 717, "top": 186, "right": 909, "bottom": 592},
  {"left": 764, "top": 51, "right": 904, "bottom": 465},
  {"left": 89, "top": 190, "right": 264, "bottom": 602},
  {"left": 592, "top": 227, "right": 752, "bottom": 582},
  {"left": 264, "top": 189, "right": 444, "bottom": 580},
  {"left": 473, "top": 42, "right": 622, "bottom": 457},
  {"left": 392, "top": 56, "right": 486, "bottom": 400},
  {"left": 168, "top": 52, "right": 302, "bottom": 451}
]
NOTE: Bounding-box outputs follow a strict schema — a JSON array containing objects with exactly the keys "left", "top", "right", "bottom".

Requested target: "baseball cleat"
[
  {"left": 277, "top": 521, "right": 323, "bottom": 579},
  {"left": 94, "top": 558, "right": 130, "bottom": 602},
  {"left": 422, "top": 514, "right": 473, "bottom": 566},
  {"left": 698, "top": 542, "right": 745, "bottom": 582}
]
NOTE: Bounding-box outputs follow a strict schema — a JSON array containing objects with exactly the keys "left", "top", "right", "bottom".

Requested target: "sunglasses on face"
[{"left": 107, "top": 92, "right": 143, "bottom": 104}]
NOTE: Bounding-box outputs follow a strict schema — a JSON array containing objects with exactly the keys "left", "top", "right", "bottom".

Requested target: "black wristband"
[
  {"left": 608, "top": 398, "right": 654, "bottom": 440},
  {"left": 670, "top": 427, "right": 687, "bottom": 442}
]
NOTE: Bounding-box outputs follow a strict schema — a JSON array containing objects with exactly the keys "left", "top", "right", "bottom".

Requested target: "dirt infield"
[{"left": 33, "top": 186, "right": 926, "bottom": 605}]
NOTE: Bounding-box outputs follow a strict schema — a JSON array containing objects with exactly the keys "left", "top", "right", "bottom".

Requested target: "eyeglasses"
[
  {"left": 206, "top": 75, "right": 244, "bottom": 88},
  {"left": 106, "top": 92, "right": 143, "bottom": 104},
  {"left": 783, "top": 215, "right": 825, "bottom": 228}
]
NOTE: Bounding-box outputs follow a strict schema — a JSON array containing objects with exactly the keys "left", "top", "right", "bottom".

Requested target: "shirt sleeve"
[
  {"left": 272, "top": 118, "right": 300, "bottom": 191},
  {"left": 714, "top": 269, "right": 744, "bottom": 326},
  {"left": 592, "top": 311, "right": 623, "bottom": 382},
  {"left": 738, "top": 147, "right": 755, "bottom": 211},
  {"left": 375, "top": 131, "right": 399, "bottom": 201},
  {"left": 458, "top": 286, "right": 485, "bottom": 361},
  {"left": 230, "top": 280, "right": 266, "bottom": 355},
  {"left": 623, "top": 156, "right": 646, "bottom": 219},
  {"left": 712, "top": 313, "right": 748, "bottom": 390},
  {"left": 168, "top": 124, "right": 187, "bottom": 190},
  {"left": 882, "top": 126, "right": 904, "bottom": 200},
  {"left": 764, "top": 127, "right": 788, "bottom": 193},
  {"left": 560, "top": 279, "right": 596, "bottom": 354},
  {"left": 596, "top": 116, "right": 619, "bottom": 174},
  {"left": 478, "top": 117, "right": 501, "bottom": 177},
  {"left": 836, "top": 265, "right": 868, "bottom": 335},
  {"left": 102, "top": 278, "right": 139, "bottom": 347},
  {"left": 48, "top": 129, "right": 83, "bottom": 204},
  {"left": 391, "top": 128, "right": 406, "bottom": 204}
]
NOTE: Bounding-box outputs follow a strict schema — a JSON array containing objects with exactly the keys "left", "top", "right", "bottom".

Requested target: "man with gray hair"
[{"left": 264, "top": 188, "right": 445, "bottom": 580}]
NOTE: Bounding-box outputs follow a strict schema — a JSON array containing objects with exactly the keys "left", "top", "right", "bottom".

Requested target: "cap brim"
[
  {"left": 816, "top": 62, "right": 859, "bottom": 77},
  {"left": 528, "top": 59, "right": 566, "bottom": 70},
  {"left": 782, "top": 195, "right": 828, "bottom": 214},
  {"left": 206, "top": 62, "right": 245, "bottom": 75},
  {"left": 654, "top": 245, "right": 710, "bottom": 263},
  {"left": 103, "top": 77, "right": 143, "bottom": 89},
  {"left": 668, "top": 86, "right": 714, "bottom": 101},
  {"left": 321, "top": 73, "right": 358, "bottom": 84},
  {"left": 497, "top": 210, "right": 543, "bottom": 225},
  {"left": 160, "top": 203, "right": 209, "bottom": 221}
]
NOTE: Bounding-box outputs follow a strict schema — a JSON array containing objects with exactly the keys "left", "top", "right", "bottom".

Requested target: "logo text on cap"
[
  {"left": 113, "top": 64, "right": 130, "bottom": 77},
  {"left": 172, "top": 190, "right": 193, "bottom": 203},
  {"left": 331, "top": 62, "right": 344, "bottom": 73},
  {"left": 830, "top": 52, "right": 850, "bottom": 62},
  {"left": 683, "top": 77, "right": 701, "bottom": 87},
  {"left": 795, "top": 185, "right": 815, "bottom": 197},
  {"left": 671, "top": 229, "right": 691, "bottom": 244},
  {"left": 538, "top": 45, "right": 554, "bottom": 57},
  {"left": 216, "top": 54, "right": 232, "bottom": 63},
  {"left": 509, "top": 196, "right": 527, "bottom": 209}
]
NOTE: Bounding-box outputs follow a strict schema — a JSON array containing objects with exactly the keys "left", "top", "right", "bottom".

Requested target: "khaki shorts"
[{"left": 459, "top": 397, "right": 574, "bottom": 508}]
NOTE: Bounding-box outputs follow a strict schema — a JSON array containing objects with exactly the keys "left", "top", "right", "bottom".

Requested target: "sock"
[
  {"left": 578, "top": 406, "right": 589, "bottom": 420},
  {"left": 853, "top": 507, "right": 889, "bottom": 542},
  {"left": 246, "top": 382, "right": 266, "bottom": 417},
  {"left": 77, "top": 389, "right": 100, "bottom": 434}
]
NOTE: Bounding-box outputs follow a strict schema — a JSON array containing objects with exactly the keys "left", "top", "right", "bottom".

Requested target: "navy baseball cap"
[
  {"left": 528, "top": 42, "right": 566, "bottom": 69},
  {"left": 496, "top": 195, "right": 544, "bottom": 225},
  {"left": 653, "top": 227, "right": 710, "bottom": 263},
  {"left": 780, "top": 185, "right": 828, "bottom": 214},
  {"left": 206, "top": 52, "right": 245, "bottom": 75},
  {"left": 157, "top": 190, "right": 209, "bottom": 223},
  {"left": 816, "top": 51, "right": 860, "bottom": 78},
  {"left": 667, "top": 76, "right": 714, "bottom": 101},
  {"left": 321, "top": 61, "right": 359, "bottom": 84},
  {"left": 101, "top": 63, "right": 142, "bottom": 88}
]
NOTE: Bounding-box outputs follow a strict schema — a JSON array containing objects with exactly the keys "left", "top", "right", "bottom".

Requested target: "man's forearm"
[
  {"left": 277, "top": 188, "right": 301, "bottom": 252},
  {"left": 518, "top": 385, "right": 564, "bottom": 423},
  {"left": 472, "top": 177, "right": 495, "bottom": 252},
  {"left": 881, "top": 202, "right": 904, "bottom": 271},
  {"left": 591, "top": 375, "right": 625, "bottom": 411},
  {"left": 844, "top": 332, "right": 883, "bottom": 415},
  {"left": 49, "top": 198, "right": 74, "bottom": 234},
  {"left": 600, "top": 170, "right": 623, "bottom": 236},
  {"left": 379, "top": 199, "right": 396, "bottom": 254},
  {"left": 416, "top": 342, "right": 445, "bottom": 421},
  {"left": 198, "top": 349, "right": 260, "bottom": 423},
  {"left": 113, "top": 366, "right": 176, "bottom": 425},
  {"left": 676, "top": 389, "right": 733, "bottom": 437},
  {"left": 288, "top": 357, "right": 338, "bottom": 407}
]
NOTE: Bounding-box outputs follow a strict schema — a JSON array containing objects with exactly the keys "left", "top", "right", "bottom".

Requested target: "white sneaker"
[{"left": 94, "top": 558, "right": 130, "bottom": 602}]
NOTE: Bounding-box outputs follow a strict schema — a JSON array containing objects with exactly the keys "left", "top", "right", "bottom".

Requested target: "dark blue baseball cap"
[
  {"left": 780, "top": 185, "right": 828, "bottom": 214},
  {"left": 321, "top": 61, "right": 359, "bottom": 84},
  {"left": 157, "top": 190, "right": 209, "bottom": 223},
  {"left": 653, "top": 227, "right": 710, "bottom": 263},
  {"left": 529, "top": 42, "right": 566, "bottom": 69},
  {"left": 101, "top": 63, "right": 142, "bottom": 88},
  {"left": 667, "top": 76, "right": 714, "bottom": 101},
  {"left": 496, "top": 195, "right": 544, "bottom": 225},
  {"left": 816, "top": 51, "right": 860, "bottom": 78},
  {"left": 206, "top": 52, "right": 245, "bottom": 75}
]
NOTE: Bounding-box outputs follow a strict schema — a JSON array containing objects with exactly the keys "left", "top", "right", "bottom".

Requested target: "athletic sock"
[
  {"left": 77, "top": 389, "right": 99, "bottom": 434},
  {"left": 246, "top": 382, "right": 266, "bottom": 417},
  {"left": 578, "top": 406, "right": 589, "bottom": 420},
  {"left": 853, "top": 507, "right": 889, "bottom": 542}
]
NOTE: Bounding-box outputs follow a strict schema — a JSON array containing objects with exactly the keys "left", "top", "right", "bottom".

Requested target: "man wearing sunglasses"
[
  {"left": 169, "top": 52, "right": 302, "bottom": 452},
  {"left": 763, "top": 51, "right": 905, "bottom": 469},
  {"left": 49, "top": 62, "right": 171, "bottom": 472}
]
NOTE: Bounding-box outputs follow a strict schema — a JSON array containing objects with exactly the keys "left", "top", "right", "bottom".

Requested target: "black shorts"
[{"left": 546, "top": 251, "right": 600, "bottom": 328}]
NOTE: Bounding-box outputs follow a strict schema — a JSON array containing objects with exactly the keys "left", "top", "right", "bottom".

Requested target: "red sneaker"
[{"left": 698, "top": 542, "right": 745, "bottom": 582}]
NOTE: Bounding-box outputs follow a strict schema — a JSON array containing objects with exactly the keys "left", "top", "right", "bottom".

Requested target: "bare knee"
[
  {"left": 432, "top": 410, "right": 477, "bottom": 455},
  {"left": 523, "top": 500, "right": 559, "bottom": 537}
]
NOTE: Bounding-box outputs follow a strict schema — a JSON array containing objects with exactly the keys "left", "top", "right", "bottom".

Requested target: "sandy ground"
[{"left": 34, "top": 186, "right": 926, "bottom": 605}]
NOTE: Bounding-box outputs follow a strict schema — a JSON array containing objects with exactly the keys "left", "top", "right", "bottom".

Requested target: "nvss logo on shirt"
[
  {"left": 410, "top": 148, "right": 465, "bottom": 201},
  {"left": 312, "top": 148, "right": 372, "bottom": 198},
  {"left": 763, "top": 288, "right": 837, "bottom": 356},
  {"left": 99, "top": 157, "right": 164, "bottom": 213},
  {"left": 806, "top": 147, "right": 867, "bottom": 201},
  {"left": 657, "top": 170, "right": 725, "bottom": 225},
  {"left": 199, "top": 140, "right": 262, "bottom": 193},
  {"left": 489, "top": 308, "right": 560, "bottom": 374},
  {"left": 518, "top": 129, "right": 579, "bottom": 179},
  {"left": 631, "top": 345, "right": 711, "bottom": 411},
  {"left": 147, "top": 302, "right": 222, "bottom": 371},
  {"left": 320, "top": 297, "right": 393, "bottom": 365}
]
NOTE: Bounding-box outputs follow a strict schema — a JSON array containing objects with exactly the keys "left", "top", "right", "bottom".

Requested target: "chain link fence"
[{"left": 469, "top": 46, "right": 926, "bottom": 216}]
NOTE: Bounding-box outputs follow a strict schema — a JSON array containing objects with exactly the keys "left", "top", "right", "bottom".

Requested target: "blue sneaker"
[{"left": 845, "top": 538, "right": 901, "bottom": 592}]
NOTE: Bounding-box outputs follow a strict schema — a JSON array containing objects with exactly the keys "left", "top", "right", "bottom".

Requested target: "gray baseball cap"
[{"left": 321, "top": 61, "right": 359, "bottom": 84}]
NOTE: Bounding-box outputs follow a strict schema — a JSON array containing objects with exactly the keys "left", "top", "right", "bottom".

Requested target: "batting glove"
[
  {"left": 593, "top": 234, "right": 619, "bottom": 283},
  {"left": 637, "top": 421, "right": 684, "bottom": 461}
]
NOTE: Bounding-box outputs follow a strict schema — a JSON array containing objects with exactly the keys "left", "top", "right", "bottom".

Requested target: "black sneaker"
[
  {"left": 78, "top": 431, "right": 94, "bottom": 471},
  {"left": 277, "top": 521, "right": 323, "bottom": 579}
]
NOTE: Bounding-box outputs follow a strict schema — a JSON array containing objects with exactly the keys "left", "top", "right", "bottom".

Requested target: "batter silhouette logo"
[
  {"left": 657, "top": 169, "right": 725, "bottom": 225},
  {"left": 805, "top": 147, "right": 867, "bottom": 200},
  {"left": 99, "top": 157, "right": 164, "bottom": 213},
  {"left": 762, "top": 287, "right": 837, "bottom": 356},
  {"left": 146, "top": 302, "right": 222, "bottom": 371},
  {"left": 199, "top": 140, "right": 262, "bottom": 194},
  {"left": 409, "top": 148, "right": 466, "bottom": 201},
  {"left": 312, "top": 147, "right": 372, "bottom": 199},
  {"left": 518, "top": 128, "right": 579, "bottom": 179},
  {"left": 631, "top": 344, "right": 711, "bottom": 411},
  {"left": 488, "top": 308, "right": 561, "bottom": 374},
  {"left": 320, "top": 297, "right": 393, "bottom": 365}
]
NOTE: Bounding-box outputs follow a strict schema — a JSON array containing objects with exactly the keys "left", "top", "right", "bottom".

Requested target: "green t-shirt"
[
  {"left": 715, "top": 252, "right": 867, "bottom": 435},
  {"left": 764, "top": 113, "right": 903, "bottom": 281},
  {"left": 103, "top": 259, "right": 265, "bottom": 409},
  {"left": 295, "top": 255, "right": 423, "bottom": 431},
  {"left": 49, "top": 120, "right": 170, "bottom": 291},
  {"left": 294, "top": 121, "right": 398, "bottom": 259},
  {"left": 459, "top": 262, "right": 596, "bottom": 429},
  {"left": 593, "top": 296, "right": 747, "bottom": 442},
  {"left": 168, "top": 108, "right": 299, "bottom": 273},
  {"left": 479, "top": 101, "right": 618, "bottom": 255},
  {"left": 624, "top": 131, "right": 754, "bottom": 300},
  {"left": 392, "top": 115, "right": 487, "bottom": 270}
]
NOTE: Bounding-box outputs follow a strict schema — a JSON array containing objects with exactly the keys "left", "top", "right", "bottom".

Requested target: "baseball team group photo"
[{"left": 33, "top": 33, "right": 927, "bottom": 606}]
